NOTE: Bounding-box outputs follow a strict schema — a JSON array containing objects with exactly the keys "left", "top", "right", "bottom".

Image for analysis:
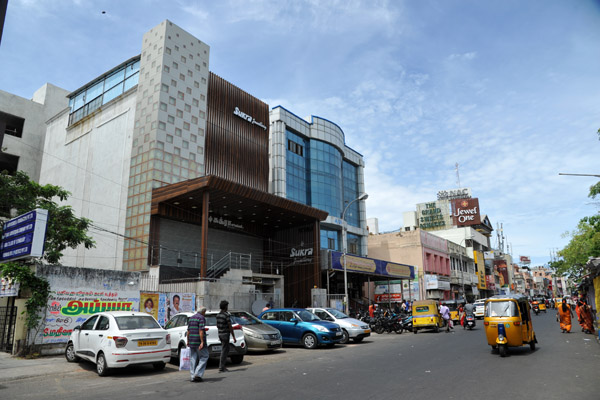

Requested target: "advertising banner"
[
  {"left": 451, "top": 198, "right": 481, "bottom": 227},
  {"left": 331, "top": 251, "right": 414, "bottom": 279},
  {"left": 425, "top": 275, "right": 451, "bottom": 291},
  {"left": 166, "top": 292, "right": 195, "bottom": 322},
  {"left": 42, "top": 287, "right": 140, "bottom": 344},
  {"left": 0, "top": 209, "right": 48, "bottom": 261},
  {"left": 485, "top": 275, "right": 496, "bottom": 291},
  {"left": 140, "top": 292, "right": 160, "bottom": 320},
  {"left": 495, "top": 260, "right": 509, "bottom": 287},
  {"left": 0, "top": 277, "right": 20, "bottom": 297},
  {"left": 416, "top": 200, "right": 452, "bottom": 231}
]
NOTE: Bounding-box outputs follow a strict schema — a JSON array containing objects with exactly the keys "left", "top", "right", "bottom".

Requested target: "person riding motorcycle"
[{"left": 463, "top": 302, "right": 476, "bottom": 329}]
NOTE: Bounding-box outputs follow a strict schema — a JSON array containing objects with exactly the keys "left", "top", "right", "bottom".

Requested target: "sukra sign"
[
  {"left": 233, "top": 107, "right": 267, "bottom": 130},
  {"left": 290, "top": 248, "right": 313, "bottom": 258}
]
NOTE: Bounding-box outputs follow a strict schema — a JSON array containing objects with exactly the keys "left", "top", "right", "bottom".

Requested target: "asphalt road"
[{"left": 2, "top": 311, "right": 599, "bottom": 400}]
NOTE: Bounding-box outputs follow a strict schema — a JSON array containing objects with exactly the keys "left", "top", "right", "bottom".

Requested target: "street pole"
[{"left": 342, "top": 193, "right": 368, "bottom": 315}]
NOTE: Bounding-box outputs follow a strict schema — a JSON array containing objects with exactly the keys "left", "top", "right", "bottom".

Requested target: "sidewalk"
[{"left": 0, "top": 351, "right": 82, "bottom": 383}]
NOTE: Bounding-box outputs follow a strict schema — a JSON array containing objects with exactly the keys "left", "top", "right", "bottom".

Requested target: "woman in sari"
[
  {"left": 557, "top": 296, "right": 574, "bottom": 333},
  {"left": 580, "top": 300, "right": 595, "bottom": 334}
]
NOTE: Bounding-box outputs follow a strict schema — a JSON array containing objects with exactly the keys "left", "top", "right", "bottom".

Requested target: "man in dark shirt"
[
  {"left": 216, "top": 300, "right": 236, "bottom": 372},
  {"left": 187, "top": 307, "right": 208, "bottom": 382}
]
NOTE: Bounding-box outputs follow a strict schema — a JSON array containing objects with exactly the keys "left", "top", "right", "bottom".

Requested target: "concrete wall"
[
  {"left": 0, "top": 83, "right": 69, "bottom": 181},
  {"left": 39, "top": 88, "right": 137, "bottom": 269}
]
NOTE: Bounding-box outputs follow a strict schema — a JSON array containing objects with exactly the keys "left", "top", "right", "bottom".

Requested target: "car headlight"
[
  {"left": 312, "top": 324, "right": 329, "bottom": 332},
  {"left": 245, "top": 331, "right": 263, "bottom": 339}
]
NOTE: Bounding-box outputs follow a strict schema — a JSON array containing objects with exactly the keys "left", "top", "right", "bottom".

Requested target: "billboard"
[
  {"left": 331, "top": 251, "right": 414, "bottom": 279},
  {"left": 416, "top": 200, "right": 452, "bottom": 231},
  {"left": 451, "top": 198, "right": 481, "bottom": 226},
  {"left": 495, "top": 259, "right": 509, "bottom": 287},
  {"left": 520, "top": 256, "right": 531, "bottom": 264},
  {"left": 1, "top": 209, "right": 48, "bottom": 261}
]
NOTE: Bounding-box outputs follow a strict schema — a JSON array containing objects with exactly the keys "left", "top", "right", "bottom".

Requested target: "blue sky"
[{"left": 2, "top": 0, "right": 600, "bottom": 267}]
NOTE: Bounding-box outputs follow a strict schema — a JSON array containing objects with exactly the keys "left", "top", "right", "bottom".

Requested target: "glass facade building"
[{"left": 271, "top": 107, "right": 367, "bottom": 256}]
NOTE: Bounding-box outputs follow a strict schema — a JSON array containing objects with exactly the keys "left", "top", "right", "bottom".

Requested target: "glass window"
[
  {"left": 103, "top": 84, "right": 123, "bottom": 105},
  {"left": 105, "top": 68, "right": 125, "bottom": 91},
  {"left": 124, "top": 74, "right": 138, "bottom": 92},
  {"left": 96, "top": 316, "right": 110, "bottom": 330},
  {"left": 86, "top": 80, "right": 104, "bottom": 102},
  {"left": 485, "top": 301, "right": 519, "bottom": 317},
  {"left": 81, "top": 315, "right": 99, "bottom": 330},
  {"left": 126, "top": 60, "right": 140, "bottom": 77}
]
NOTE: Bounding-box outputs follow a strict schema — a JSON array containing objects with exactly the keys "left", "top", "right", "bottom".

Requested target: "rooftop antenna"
[{"left": 455, "top": 162, "right": 461, "bottom": 187}]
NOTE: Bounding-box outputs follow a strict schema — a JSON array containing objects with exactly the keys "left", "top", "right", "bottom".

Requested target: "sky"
[{"left": 1, "top": 0, "right": 600, "bottom": 268}]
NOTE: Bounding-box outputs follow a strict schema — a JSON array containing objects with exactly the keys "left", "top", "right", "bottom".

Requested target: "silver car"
[
  {"left": 306, "top": 307, "right": 371, "bottom": 344},
  {"left": 230, "top": 310, "right": 282, "bottom": 351}
]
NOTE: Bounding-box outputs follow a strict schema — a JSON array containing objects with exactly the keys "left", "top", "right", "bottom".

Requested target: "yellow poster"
[
  {"left": 140, "top": 292, "right": 159, "bottom": 320},
  {"left": 594, "top": 277, "right": 600, "bottom": 321}
]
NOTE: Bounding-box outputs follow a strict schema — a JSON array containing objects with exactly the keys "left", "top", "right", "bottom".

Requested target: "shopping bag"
[
  {"left": 448, "top": 319, "right": 454, "bottom": 328},
  {"left": 179, "top": 347, "right": 191, "bottom": 371}
]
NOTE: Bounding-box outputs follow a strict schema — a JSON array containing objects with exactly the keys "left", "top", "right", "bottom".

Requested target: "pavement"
[{"left": 0, "top": 351, "right": 82, "bottom": 383}]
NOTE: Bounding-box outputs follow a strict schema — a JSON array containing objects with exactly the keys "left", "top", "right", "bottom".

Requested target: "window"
[
  {"left": 328, "top": 238, "right": 336, "bottom": 250},
  {"left": 81, "top": 315, "right": 99, "bottom": 330},
  {"left": 169, "top": 97, "right": 176, "bottom": 105},
  {"left": 287, "top": 139, "right": 304, "bottom": 156},
  {"left": 1, "top": 111, "right": 25, "bottom": 138}
]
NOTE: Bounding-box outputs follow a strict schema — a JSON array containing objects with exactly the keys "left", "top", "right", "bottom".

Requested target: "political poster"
[
  {"left": 42, "top": 287, "right": 140, "bottom": 344},
  {"left": 140, "top": 292, "right": 160, "bottom": 319},
  {"left": 166, "top": 292, "right": 195, "bottom": 321}
]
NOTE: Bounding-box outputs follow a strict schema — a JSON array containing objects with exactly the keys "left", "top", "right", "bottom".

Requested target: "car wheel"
[
  {"left": 302, "top": 333, "right": 318, "bottom": 349},
  {"left": 340, "top": 329, "right": 350, "bottom": 344},
  {"left": 65, "top": 342, "right": 79, "bottom": 363},
  {"left": 153, "top": 362, "right": 166, "bottom": 371},
  {"left": 96, "top": 352, "right": 109, "bottom": 376},
  {"left": 353, "top": 337, "right": 364, "bottom": 343},
  {"left": 230, "top": 355, "right": 244, "bottom": 364}
]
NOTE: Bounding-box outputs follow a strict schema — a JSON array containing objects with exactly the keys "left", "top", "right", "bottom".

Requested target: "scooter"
[
  {"left": 464, "top": 314, "right": 476, "bottom": 330},
  {"left": 533, "top": 303, "right": 540, "bottom": 315}
]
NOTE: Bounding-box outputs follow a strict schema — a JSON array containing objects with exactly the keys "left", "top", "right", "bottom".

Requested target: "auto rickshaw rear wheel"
[
  {"left": 499, "top": 344, "right": 508, "bottom": 357},
  {"left": 530, "top": 340, "right": 536, "bottom": 351}
]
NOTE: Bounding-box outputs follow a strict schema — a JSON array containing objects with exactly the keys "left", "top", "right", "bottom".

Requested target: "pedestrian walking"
[
  {"left": 440, "top": 302, "right": 452, "bottom": 332},
  {"left": 187, "top": 307, "right": 209, "bottom": 382},
  {"left": 557, "top": 296, "right": 574, "bottom": 333},
  {"left": 216, "top": 300, "right": 236, "bottom": 372},
  {"left": 580, "top": 300, "right": 596, "bottom": 334}
]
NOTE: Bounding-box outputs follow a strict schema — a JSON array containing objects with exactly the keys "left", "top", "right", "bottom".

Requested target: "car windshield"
[
  {"left": 326, "top": 309, "right": 348, "bottom": 319},
  {"left": 485, "top": 301, "right": 519, "bottom": 317},
  {"left": 296, "top": 310, "right": 320, "bottom": 322},
  {"left": 231, "top": 311, "right": 261, "bottom": 325},
  {"left": 115, "top": 315, "right": 161, "bottom": 330}
]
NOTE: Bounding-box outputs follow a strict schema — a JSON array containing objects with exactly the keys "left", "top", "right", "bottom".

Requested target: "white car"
[
  {"left": 64, "top": 311, "right": 171, "bottom": 376},
  {"left": 165, "top": 311, "right": 246, "bottom": 365},
  {"left": 474, "top": 299, "right": 486, "bottom": 319},
  {"left": 306, "top": 307, "right": 371, "bottom": 344}
]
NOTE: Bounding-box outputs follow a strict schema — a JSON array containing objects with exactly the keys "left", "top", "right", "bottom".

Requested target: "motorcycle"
[
  {"left": 532, "top": 303, "right": 540, "bottom": 315},
  {"left": 464, "top": 314, "right": 476, "bottom": 330},
  {"left": 400, "top": 315, "right": 412, "bottom": 332}
]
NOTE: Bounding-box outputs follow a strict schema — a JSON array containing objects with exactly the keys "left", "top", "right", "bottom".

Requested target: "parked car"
[
  {"left": 306, "top": 307, "right": 370, "bottom": 344},
  {"left": 165, "top": 311, "right": 246, "bottom": 365},
  {"left": 229, "top": 310, "right": 282, "bottom": 351},
  {"left": 474, "top": 299, "right": 486, "bottom": 319},
  {"left": 258, "top": 308, "right": 343, "bottom": 349},
  {"left": 64, "top": 311, "right": 171, "bottom": 376}
]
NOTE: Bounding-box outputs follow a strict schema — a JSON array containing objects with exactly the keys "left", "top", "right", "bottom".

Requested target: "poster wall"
[
  {"left": 43, "top": 288, "right": 140, "bottom": 344},
  {"left": 140, "top": 292, "right": 160, "bottom": 319}
]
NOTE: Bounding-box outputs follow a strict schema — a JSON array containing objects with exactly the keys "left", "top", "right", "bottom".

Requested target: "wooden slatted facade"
[{"left": 205, "top": 72, "right": 269, "bottom": 191}]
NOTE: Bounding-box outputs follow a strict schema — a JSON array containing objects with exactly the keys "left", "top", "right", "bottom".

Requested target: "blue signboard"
[
  {"left": 0, "top": 209, "right": 48, "bottom": 262},
  {"left": 331, "top": 251, "right": 415, "bottom": 279}
]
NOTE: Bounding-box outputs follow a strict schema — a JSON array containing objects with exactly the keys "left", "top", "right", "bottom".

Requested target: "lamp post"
[{"left": 342, "top": 193, "right": 368, "bottom": 315}]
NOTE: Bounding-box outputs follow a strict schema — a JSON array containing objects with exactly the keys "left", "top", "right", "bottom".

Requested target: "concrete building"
[
  {"left": 1, "top": 84, "right": 70, "bottom": 180},
  {"left": 368, "top": 229, "right": 452, "bottom": 300}
]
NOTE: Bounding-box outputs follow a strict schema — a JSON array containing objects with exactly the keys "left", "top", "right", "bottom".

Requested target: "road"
[{"left": 1, "top": 311, "right": 599, "bottom": 400}]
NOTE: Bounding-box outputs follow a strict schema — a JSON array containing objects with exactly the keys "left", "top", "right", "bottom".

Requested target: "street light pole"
[{"left": 342, "top": 193, "right": 368, "bottom": 315}]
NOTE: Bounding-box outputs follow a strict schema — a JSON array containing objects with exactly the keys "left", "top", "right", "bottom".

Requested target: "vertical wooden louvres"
[{"left": 205, "top": 73, "right": 269, "bottom": 191}]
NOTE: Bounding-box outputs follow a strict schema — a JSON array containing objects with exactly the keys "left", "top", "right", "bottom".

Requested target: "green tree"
[{"left": 0, "top": 171, "right": 95, "bottom": 354}]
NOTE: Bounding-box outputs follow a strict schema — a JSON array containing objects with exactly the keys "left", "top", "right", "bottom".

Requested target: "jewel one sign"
[{"left": 451, "top": 198, "right": 481, "bottom": 226}]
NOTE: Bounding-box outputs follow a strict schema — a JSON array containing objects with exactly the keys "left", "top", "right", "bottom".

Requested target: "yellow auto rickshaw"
[
  {"left": 484, "top": 295, "right": 537, "bottom": 357},
  {"left": 440, "top": 299, "right": 460, "bottom": 323},
  {"left": 412, "top": 300, "right": 442, "bottom": 334},
  {"left": 533, "top": 296, "right": 547, "bottom": 312}
]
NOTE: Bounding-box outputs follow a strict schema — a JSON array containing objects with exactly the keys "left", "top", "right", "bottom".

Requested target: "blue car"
[{"left": 258, "top": 308, "right": 343, "bottom": 349}]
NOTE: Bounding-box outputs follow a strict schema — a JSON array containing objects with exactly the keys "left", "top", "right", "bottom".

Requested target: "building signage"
[
  {"left": 208, "top": 215, "right": 243, "bottom": 230},
  {"left": 425, "top": 274, "right": 451, "bottom": 291},
  {"left": 451, "top": 198, "right": 481, "bottom": 226},
  {"left": 331, "top": 251, "right": 414, "bottom": 279},
  {"left": 290, "top": 247, "right": 313, "bottom": 258},
  {"left": 416, "top": 201, "right": 451, "bottom": 230},
  {"left": 519, "top": 256, "right": 531, "bottom": 264},
  {"left": 233, "top": 106, "right": 267, "bottom": 130},
  {"left": 485, "top": 275, "right": 496, "bottom": 291},
  {"left": 0, "top": 209, "right": 48, "bottom": 261},
  {"left": 437, "top": 188, "right": 471, "bottom": 201}
]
